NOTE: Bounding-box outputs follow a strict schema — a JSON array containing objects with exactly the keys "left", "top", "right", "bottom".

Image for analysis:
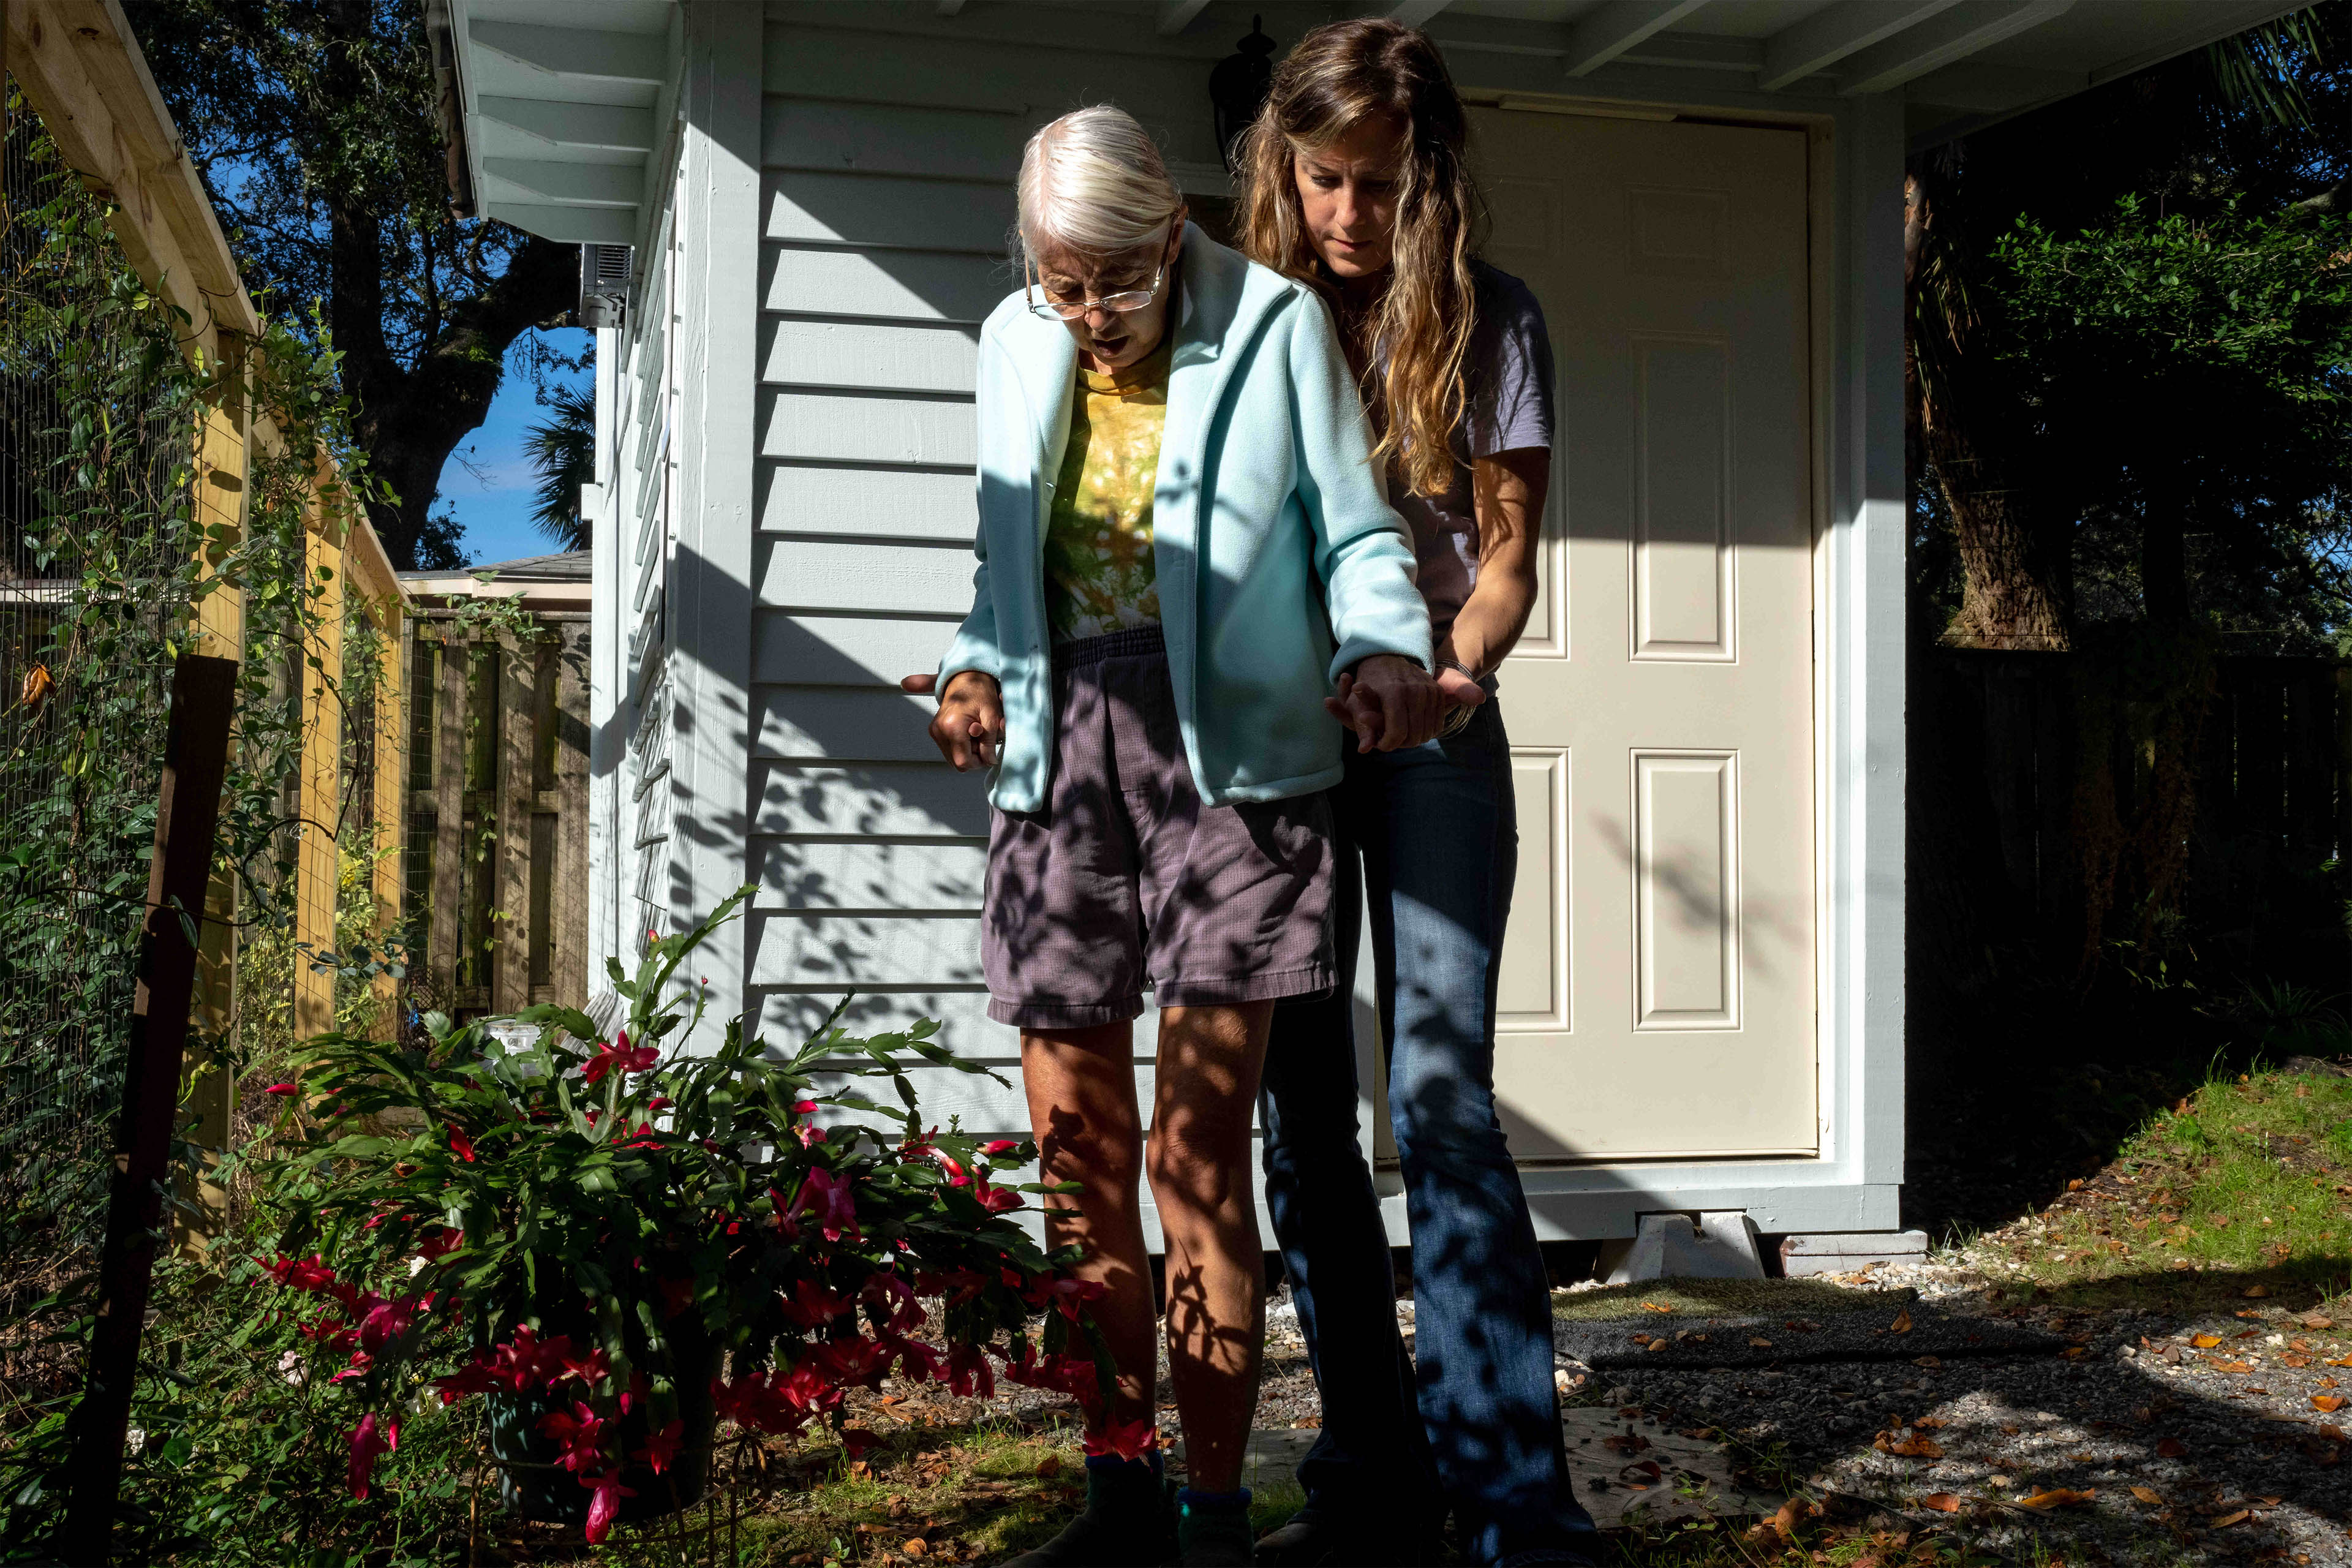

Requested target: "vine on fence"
[{"left": 0, "top": 97, "right": 399, "bottom": 1396}]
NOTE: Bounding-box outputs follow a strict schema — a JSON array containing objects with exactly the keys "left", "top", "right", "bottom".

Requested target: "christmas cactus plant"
[{"left": 258, "top": 891, "right": 1111, "bottom": 1542}]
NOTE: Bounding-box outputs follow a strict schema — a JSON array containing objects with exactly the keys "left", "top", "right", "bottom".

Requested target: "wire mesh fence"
[{"left": 0, "top": 79, "right": 203, "bottom": 1360}]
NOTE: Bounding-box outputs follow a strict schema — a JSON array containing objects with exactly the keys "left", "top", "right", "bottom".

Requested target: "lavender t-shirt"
[{"left": 1390, "top": 262, "right": 1555, "bottom": 647}]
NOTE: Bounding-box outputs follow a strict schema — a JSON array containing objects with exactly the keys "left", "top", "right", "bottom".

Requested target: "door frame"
[{"left": 1361, "top": 86, "right": 1905, "bottom": 1243}]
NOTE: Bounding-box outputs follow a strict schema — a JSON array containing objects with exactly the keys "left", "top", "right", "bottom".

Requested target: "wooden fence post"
[{"left": 59, "top": 652, "right": 239, "bottom": 1567}]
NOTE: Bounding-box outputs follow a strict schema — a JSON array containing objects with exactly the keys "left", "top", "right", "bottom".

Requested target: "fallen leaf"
[
  {"left": 2324, "top": 1376, "right": 2341, "bottom": 1389},
  {"left": 1921, "top": 1494, "right": 1962, "bottom": 1513},
  {"left": 1642, "top": 1300, "right": 1675, "bottom": 1313},
  {"left": 2247, "top": 1285, "right": 2274, "bottom": 1299},
  {"left": 2063, "top": 1346, "right": 2089, "bottom": 1360},
  {"left": 2157, "top": 1438, "right": 2188, "bottom": 1457},
  {"left": 2016, "top": 1489, "right": 2096, "bottom": 1510},
  {"left": 1891, "top": 1310, "right": 1914, "bottom": 1333},
  {"left": 2214, "top": 1510, "right": 2251, "bottom": 1528},
  {"left": 2320, "top": 1424, "right": 2348, "bottom": 1442},
  {"left": 2284, "top": 1355, "right": 2313, "bottom": 1369},
  {"left": 1749, "top": 1337, "right": 1774, "bottom": 1348},
  {"left": 2131, "top": 1487, "right": 2165, "bottom": 1505},
  {"left": 2313, "top": 1395, "right": 2347, "bottom": 1412},
  {"left": 1766, "top": 1499, "right": 1814, "bottom": 1537},
  {"left": 1034, "top": 1455, "right": 1061, "bottom": 1479},
  {"left": 2212, "top": 1360, "right": 2256, "bottom": 1373},
  {"left": 902, "top": 1542, "right": 927, "bottom": 1559},
  {"left": 2193, "top": 1334, "right": 2224, "bottom": 1348},
  {"left": 2068, "top": 1178, "right": 2084, "bottom": 1191},
  {"left": 2304, "top": 1315, "right": 2335, "bottom": 1330},
  {"left": 1604, "top": 1433, "right": 1653, "bottom": 1455},
  {"left": 1912, "top": 1417, "right": 1949, "bottom": 1429},
  {"left": 1874, "top": 1433, "right": 1945, "bottom": 1458},
  {"left": 1916, "top": 1355, "right": 1945, "bottom": 1368}
]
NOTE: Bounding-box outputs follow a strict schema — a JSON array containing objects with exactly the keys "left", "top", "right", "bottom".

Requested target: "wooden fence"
[
  {"left": 7, "top": 1, "right": 407, "bottom": 1240},
  {"left": 401, "top": 609, "right": 589, "bottom": 1017},
  {"left": 1910, "top": 647, "right": 2351, "bottom": 1001}
]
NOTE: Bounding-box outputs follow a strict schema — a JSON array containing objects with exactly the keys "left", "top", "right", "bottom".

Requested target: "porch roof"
[{"left": 441, "top": 0, "right": 2309, "bottom": 250}]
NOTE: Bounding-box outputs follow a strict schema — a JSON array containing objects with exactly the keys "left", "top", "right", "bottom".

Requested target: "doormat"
[{"left": 1555, "top": 1282, "right": 2061, "bottom": 1370}]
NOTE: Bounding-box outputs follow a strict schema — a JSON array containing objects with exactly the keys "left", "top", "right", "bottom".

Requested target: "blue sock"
[{"left": 1177, "top": 1486, "right": 1251, "bottom": 1513}]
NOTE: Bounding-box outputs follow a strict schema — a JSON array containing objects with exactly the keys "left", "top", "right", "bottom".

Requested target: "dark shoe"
[
  {"left": 1000, "top": 1460, "right": 1174, "bottom": 1567},
  {"left": 1176, "top": 1490, "right": 1255, "bottom": 1566},
  {"left": 1255, "top": 1509, "right": 1429, "bottom": 1567}
]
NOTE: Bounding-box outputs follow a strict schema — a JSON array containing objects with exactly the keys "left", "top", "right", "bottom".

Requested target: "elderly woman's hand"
[
  {"left": 902, "top": 670, "right": 1005, "bottom": 770},
  {"left": 1327, "top": 654, "right": 1475, "bottom": 752}
]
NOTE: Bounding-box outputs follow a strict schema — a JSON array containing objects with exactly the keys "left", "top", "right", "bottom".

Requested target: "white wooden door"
[{"left": 1466, "top": 109, "right": 1817, "bottom": 1162}]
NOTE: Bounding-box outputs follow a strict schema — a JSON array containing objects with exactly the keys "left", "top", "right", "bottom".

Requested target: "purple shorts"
[{"left": 982, "top": 625, "right": 1336, "bottom": 1030}]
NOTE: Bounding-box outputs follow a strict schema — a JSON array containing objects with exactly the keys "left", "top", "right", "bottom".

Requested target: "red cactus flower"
[
  {"left": 416, "top": 1226, "right": 464, "bottom": 1261},
  {"left": 973, "top": 1178, "right": 1023, "bottom": 1213},
  {"left": 582, "top": 1471, "right": 635, "bottom": 1543},
  {"left": 1084, "top": 1417, "right": 1159, "bottom": 1463},
  {"left": 346, "top": 1412, "right": 396, "bottom": 1498},
  {"left": 444, "top": 1123, "right": 475, "bottom": 1163},
  {"left": 779, "top": 1276, "right": 854, "bottom": 1329},
  {"left": 432, "top": 1359, "right": 498, "bottom": 1406},
  {"left": 268, "top": 1254, "right": 338, "bottom": 1293},
  {"left": 982, "top": 1139, "right": 1020, "bottom": 1156},
  {"left": 581, "top": 1033, "right": 658, "bottom": 1087},
  {"left": 537, "top": 1401, "right": 613, "bottom": 1474},
  {"left": 357, "top": 1295, "right": 420, "bottom": 1355},
  {"left": 886, "top": 1335, "right": 946, "bottom": 1384},
  {"left": 559, "top": 1345, "right": 612, "bottom": 1389},
  {"left": 633, "top": 1419, "right": 684, "bottom": 1476},
  {"left": 265, "top": 1082, "right": 300, "bottom": 1098},
  {"left": 946, "top": 1343, "right": 995, "bottom": 1399}
]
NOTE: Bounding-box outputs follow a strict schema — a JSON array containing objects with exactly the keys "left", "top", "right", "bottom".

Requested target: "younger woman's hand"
[
  {"left": 1328, "top": 654, "right": 1450, "bottom": 752},
  {"left": 903, "top": 670, "right": 1005, "bottom": 770}
]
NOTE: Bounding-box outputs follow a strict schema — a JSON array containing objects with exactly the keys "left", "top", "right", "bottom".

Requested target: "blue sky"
[{"left": 432, "top": 328, "right": 593, "bottom": 567}]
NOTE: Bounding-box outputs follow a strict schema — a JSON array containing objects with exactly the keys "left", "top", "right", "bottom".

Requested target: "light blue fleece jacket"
[{"left": 937, "top": 225, "right": 1432, "bottom": 813}]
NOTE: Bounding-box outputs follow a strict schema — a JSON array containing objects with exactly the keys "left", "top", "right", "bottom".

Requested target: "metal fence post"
[{"left": 58, "top": 652, "right": 239, "bottom": 1567}]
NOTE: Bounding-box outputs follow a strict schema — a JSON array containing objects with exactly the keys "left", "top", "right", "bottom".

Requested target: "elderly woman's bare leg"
[
  {"left": 1022, "top": 1022, "right": 1160, "bottom": 1427},
  {"left": 1150, "top": 1001, "right": 1274, "bottom": 1495}
]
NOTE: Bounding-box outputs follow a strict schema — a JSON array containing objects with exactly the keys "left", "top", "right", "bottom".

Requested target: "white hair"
[{"left": 1016, "top": 105, "right": 1183, "bottom": 259}]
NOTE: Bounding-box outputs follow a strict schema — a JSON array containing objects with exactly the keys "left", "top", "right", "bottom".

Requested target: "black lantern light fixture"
[{"left": 1208, "top": 15, "right": 1276, "bottom": 168}]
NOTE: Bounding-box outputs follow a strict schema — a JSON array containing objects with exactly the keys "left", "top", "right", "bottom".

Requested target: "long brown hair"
[{"left": 1236, "top": 18, "right": 1483, "bottom": 498}]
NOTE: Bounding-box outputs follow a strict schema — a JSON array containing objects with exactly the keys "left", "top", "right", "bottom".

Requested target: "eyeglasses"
[{"left": 1025, "top": 260, "right": 1168, "bottom": 321}]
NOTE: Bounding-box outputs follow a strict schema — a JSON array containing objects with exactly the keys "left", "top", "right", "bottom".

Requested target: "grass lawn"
[{"left": 1945, "top": 1063, "right": 2352, "bottom": 1315}]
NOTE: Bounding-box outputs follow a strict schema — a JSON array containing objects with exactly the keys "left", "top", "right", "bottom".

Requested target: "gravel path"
[{"left": 1573, "top": 1262, "right": 2352, "bottom": 1565}]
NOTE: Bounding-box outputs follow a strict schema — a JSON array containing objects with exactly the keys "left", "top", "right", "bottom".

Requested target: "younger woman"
[
  {"left": 1239, "top": 22, "right": 1601, "bottom": 1568},
  {"left": 919, "top": 105, "right": 1444, "bottom": 1567}
]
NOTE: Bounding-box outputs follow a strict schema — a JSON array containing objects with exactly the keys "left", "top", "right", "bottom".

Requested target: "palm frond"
[
  {"left": 522, "top": 385, "right": 595, "bottom": 552},
  {"left": 2203, "top": 7, "right": 2328, "bottom": 129}
]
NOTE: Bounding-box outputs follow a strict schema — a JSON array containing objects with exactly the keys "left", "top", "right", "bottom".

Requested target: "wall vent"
[{"left": 579, "top": 244, "right": 635, "bottom": 330}]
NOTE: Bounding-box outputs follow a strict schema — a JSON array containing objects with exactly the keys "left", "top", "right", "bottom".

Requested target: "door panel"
[{"left": 1469, "top": 109, "right": 1815, "bottom": 1163}]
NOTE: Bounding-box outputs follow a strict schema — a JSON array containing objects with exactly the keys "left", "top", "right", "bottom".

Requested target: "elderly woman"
[{"left": 907, "top": 105, "right": 1443, "bottom": 1566}]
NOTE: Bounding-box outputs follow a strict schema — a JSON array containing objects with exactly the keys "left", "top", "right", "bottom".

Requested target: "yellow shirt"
[{"left": 1042, "top": 338, "right": 1170, "bottom": 643}]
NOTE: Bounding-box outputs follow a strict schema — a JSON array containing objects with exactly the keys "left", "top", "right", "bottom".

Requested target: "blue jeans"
[{"left": 1261, "top": 696, "right": 1597, "bottom": 1567}]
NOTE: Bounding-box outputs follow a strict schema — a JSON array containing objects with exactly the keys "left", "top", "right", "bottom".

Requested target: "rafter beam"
[
  {"left": 469, "top": 20, "right": 665, "bottom": 85},
  {"left": 1834, "top": 0, "right": 2076, "bottom": 96},
  {"left": 1156, "top": 0, "right": 1213, "bottom": 36},
  {"left": 1757, "top": 0, "right": 1963, "bottom": 91},
  {"left": 1389, "top": 0, "right": 1455, "bottom": 24},
  {"left": 1563, "top": 0, "right": 1717, "bottom": 78},
  {"left": 477, "top": 96, "right": 655, "bottom": 153}
]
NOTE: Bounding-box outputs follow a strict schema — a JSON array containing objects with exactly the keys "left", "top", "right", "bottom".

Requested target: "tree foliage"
[
  {"left": 124, "top": 0, "right": 581, "bottom": 570},
  {"left": 1910, "top": 4, "right": 2352, "bottom": 650}
]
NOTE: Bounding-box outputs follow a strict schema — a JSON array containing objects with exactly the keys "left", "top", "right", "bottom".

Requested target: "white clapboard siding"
[
  {"left": 759, "top": 390, "right": 978, "bottom": 469},
  {"left": 757, "top": 462, "right": 976, "bottom": 544},
  {"left": 756, "top": 839, "right": 987, "bottom": 912},
  {"left": 754, "top": 761, "right": 989, "bottom": 839},
  {"left": 755, "top": 687, "right": 948, "bottom": 763},
  {"left": 760, "top": 317, "right": 979, "bottom": 397},
  {"left": 761, "top": 246, "right": 1006, "bottom": 325},
  {"left": 763, "top": 99, "right": 1028, "bottom": 183},
  {"left": 750, "top": 910, "right": 985, "bottom": 988},
  {"left": 764, "top": 170, "right": 1012, "bottom": 254},
  {"left": 753, "top": 611, "right": 961, "bottom": 687},
  {"left": 756, "top": 538, "right": 979, "bottom": 617}
]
